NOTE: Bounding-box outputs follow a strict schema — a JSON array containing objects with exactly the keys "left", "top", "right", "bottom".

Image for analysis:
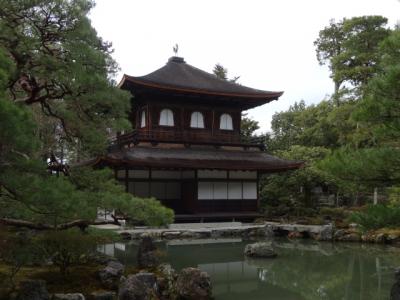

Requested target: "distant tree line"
[{"left": 260, "top": 15, "right": 400, "bottom": 213}]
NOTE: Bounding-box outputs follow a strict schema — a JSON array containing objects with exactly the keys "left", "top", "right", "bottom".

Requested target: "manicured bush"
[
  {"left": 125, "top": 198, "right": 174, "bottom": 226},
  {"left": 349, "top": 204, "right": 400, "bottom": 231}
]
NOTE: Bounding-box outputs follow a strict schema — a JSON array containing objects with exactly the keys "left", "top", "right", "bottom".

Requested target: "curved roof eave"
[{"left": 119, "top": 74, "right": 284, "bottom": 101}]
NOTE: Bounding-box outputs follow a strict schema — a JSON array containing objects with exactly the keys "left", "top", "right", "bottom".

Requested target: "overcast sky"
[{"left": 89, "top": 0, "right": 400, "bottom": 133}]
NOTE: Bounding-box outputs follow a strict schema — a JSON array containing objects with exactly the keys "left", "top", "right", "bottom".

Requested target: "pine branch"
[{"left": 0, "top": 217, "right": 121, "bottom": 231}]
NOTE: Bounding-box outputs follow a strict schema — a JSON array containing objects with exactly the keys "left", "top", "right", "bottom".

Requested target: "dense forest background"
[{"left": 251, "top": 16, "right": 400, "bottom": 216}]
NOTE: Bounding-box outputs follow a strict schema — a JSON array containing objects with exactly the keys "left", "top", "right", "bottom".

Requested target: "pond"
[{"left": 98, "top": 238, "right": 400, "bottom": 300}]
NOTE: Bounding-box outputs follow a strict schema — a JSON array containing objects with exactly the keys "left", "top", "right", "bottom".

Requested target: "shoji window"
[
  {"left": 243, "top": 182, "right": 257, "bottom": 199},
  {"left": 159, "top": 109, "right": 174, "bottom": 126},
  {"left": 190, "top": 111, "right": 205, "bottom": 128},
  {"left": 140, "top": 110, "right": 146, "bottom": 128},
  {"left": 219, "top": 113, "right": 233, "bottom": 130},
  {"left": 198, "top": 181, "right": 257, "bottom": 200}
]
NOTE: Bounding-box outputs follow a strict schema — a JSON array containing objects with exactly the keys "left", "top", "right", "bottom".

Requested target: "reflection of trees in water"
[
  {"left": 250, "top": 242, "right": 400, "bottom": 300},
  {"left": 98, "top": 239, "right": 400, "bottom": 300}
]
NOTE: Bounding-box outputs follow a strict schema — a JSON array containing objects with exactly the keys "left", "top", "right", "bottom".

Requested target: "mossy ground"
[
  {"left": 374, "top": 228, "right": 400, "bottom": 236},
  {"left": 0, "top": 263, "right": 107, "bottom": 297},
  {"left": 0, "top": 225, "right": 124, "bottom": 298}
]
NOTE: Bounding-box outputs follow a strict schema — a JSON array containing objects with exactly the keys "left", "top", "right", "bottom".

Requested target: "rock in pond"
[
  {"left": 98, "top": 260, "right": 125, "bottom": 289},
  {"left": 16, "top": 280, "right": 50, "bottom": 300},
  {"left": 137, "top": 236, "right": 159, "bottom": 268},
  {"left": 52, "top": 294, "right": 85, "bottom": 300},
  {"left": 175, "top": 267, "right": 212, "bottom": 300},
  {"left": 157, "top": 264, "right": 177, "bottom": 299},
  {"left": 244, "top": 242, "right": 277, "bottom": 258},
  {"left": 135, "top": 272, "right": 157, "bottom": 290},
  {"left": 89, "top": 291, "right": 116, "bottom": 300},
  {"left": 314, "top": 224, "right": 333, "bottom": 241},
  {"left": 118, "top": 274, "right": 156, "bottom": 300}
]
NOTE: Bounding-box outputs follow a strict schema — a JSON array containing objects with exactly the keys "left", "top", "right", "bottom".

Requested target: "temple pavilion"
[{"left": 92, "top": 56, "right": 302, "bottom": 221}]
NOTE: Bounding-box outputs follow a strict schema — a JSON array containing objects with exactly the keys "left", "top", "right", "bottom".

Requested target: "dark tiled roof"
[
  {"left": 119, "top": 57, "right": 283, "bottom": 101},
  {"left": 94, "top": 146, "right": 302, "bottom": 172}
]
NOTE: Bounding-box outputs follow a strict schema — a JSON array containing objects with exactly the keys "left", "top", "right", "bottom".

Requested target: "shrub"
[
  {"left": 125, "top": 198, "right": 174, "bottom": 226},
  {"left": 319, "top": 207, "right": 350, "bottom": 220},
  {"left": 0, "top": 229, "right": 41, "bottom": 297},
  {"left": 349, "top": 204, "right": 400, "bottom": 231},
  {"left": 36, "top": 229, "right": 103, "bottom": 275}
]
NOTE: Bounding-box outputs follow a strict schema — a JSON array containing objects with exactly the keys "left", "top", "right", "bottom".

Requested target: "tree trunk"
[{"left": 373, "top": 187, "right": 378, "bottom": 205}]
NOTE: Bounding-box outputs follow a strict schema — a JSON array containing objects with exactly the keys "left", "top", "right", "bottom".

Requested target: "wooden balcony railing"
[{"left": 110, "top": 130, "right": 265, "bottom": 150}]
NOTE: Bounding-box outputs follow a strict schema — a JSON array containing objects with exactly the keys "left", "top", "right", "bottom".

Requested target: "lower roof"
[{"left": 91, "top": 146, "right": 303, "bottom": 172}]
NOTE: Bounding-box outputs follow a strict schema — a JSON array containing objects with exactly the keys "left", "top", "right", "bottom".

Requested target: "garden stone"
[
  {"left": 135, "top": 272, "right": 157, "bottom": 289},
  {"left": 333, "top": 229, "right": 345, "bottom": 240},
  {"left": 340, "top": 233, "right": 361, "bottom": 242},
  {"left": 17, "top": 279, "right": 50, "bottom": 300},
  {"left": 375, "top": 233, "right": 386, "bottom": 243},
  {"left": 52, "top": 294, "right": 85, "bottom": 300},
  {"left": 263, "top": 225, "right": 275, "bottom": 238},
  {"left": 118, "top": 274, "right": 153, "bottom": 300},
  {"left": 317, "top": 225, "right": 333, "bottom": 241},
  {"left": 99, "top": 260, "right": 125, "bottom": 289},
  {"left": 387, "top": 234, "right": 400, "bottom": 244},
  {"left": 244, "top": 242, "right": 277, "bottom": 258},
  {"left": 175, "top": 267, "right": 212, "bottom": 300},
  {"left": 90, "top": 291, "right": 116, "bottom": 300},
  {"left": 157, "top": 264, "right": 177, "bottom": 299},
  {"left": 288, "top": 231, "right": 303, "bottom": 239},
  {"left": 137, "top": 236, "right": 159, "bottom": 268},
  {"left": 180, "top": 231, "right": 201, "bottom": 239},
  {"left": 161, "top": 231, "right": 181, "bottom": 239}
]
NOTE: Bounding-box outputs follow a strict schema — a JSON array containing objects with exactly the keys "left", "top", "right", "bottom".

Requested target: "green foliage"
[
  {"left": 0, "top": 0, "right": 174, "bottom": 230},
  {"left": 261, "top": 16, "right": 398, "bottom": 215},
  {"left": 0, "top": 230, "right": 40, "bottom": 294},
  {"left": 125, "top": 198, "right": 175, "bottom": 226},
  {"left": 319, "top": 207, "right": 350, "bottom": 220},
  {"left": 315, "top": 16, "right": 391, "bottom": 97},
  {"left": 0, "top": 0, "right": 131, "bottom": 154},
  {"left": 268, "top": 100, "right": 356, "bottom": 152},
  {"left": 213, "top": 63, "right": 228, "bottom": 80},
  {"left": 261, "top": 146, "right": 335, "bottom": 209},
  {"left": 388, "top": 187, "right": 400, "bottom": 206},
  {"left": 318, "top": 28, "right": 400, "bottom": 192},
  {"left": 240, "top": 112, "right": 260, "bottom": 140},
  {"left": 318, "top": 147, "right": 400, "bottom": 187},
  {"left": 212, "top": 63, "right": 239, "bottom": 83},
  {"left": 36, "top": 229, "right": 100, "bottom": 275},
  {"left": 354, "top": 29, "right": 400, "bottom": 142},
  {"left": 349, "top": 204, "right": 400, "bottom": 230}
]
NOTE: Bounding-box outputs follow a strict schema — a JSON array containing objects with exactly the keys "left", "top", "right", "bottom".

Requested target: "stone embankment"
[
  {"left": 116, "top": 222, "right": 400, "bottom": 244},
  {"left": 117, "top": 222, "right": 334, "bottom": 241}
]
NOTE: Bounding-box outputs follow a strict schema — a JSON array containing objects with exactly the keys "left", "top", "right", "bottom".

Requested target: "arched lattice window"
[
  {"left": 140, "top": 110, "right": 146, "bottom": 128},
  {"left": 159, "top": 109, "right": 174, "bottom": 126},
  {"left": 219, "top": 113, "right": 233, "bottom": 130},
  {"left": 190, "top": 111, "right": 205, "bottom": 128}
]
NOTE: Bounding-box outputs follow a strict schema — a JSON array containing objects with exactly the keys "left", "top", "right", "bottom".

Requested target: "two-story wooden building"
[{"left": 93, "top": 56, "right": 302, "bottom": 221}]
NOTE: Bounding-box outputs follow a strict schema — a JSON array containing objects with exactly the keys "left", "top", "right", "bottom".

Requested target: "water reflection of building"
[
  {"left": 97, "top": 242, "right": 126, "bottom": 257},
  {"left": 97, "top": 239, "right": 399, "bottom": 300}
]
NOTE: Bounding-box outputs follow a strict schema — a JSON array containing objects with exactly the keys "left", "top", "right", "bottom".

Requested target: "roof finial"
[{"left": 173, "top": 43, "right": 179, "bottom": 56}]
